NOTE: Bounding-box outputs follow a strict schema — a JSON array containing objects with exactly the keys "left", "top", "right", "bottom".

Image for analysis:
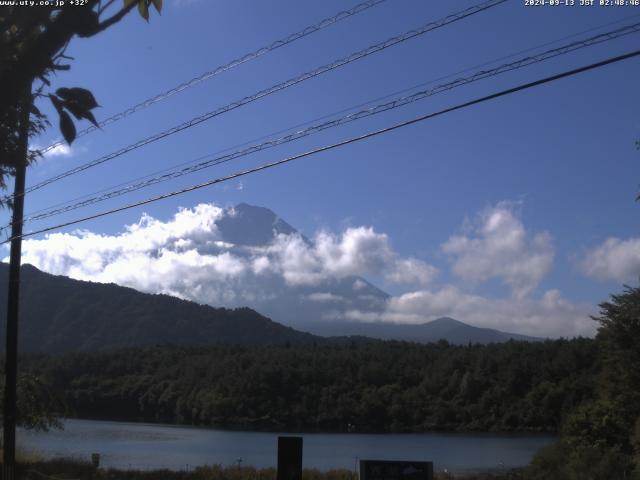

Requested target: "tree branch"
[
  {"left": 98, "top": 0, "right": 118, "bottom": 16},
  {"left": 94, "top": 2, "right": 138, "bottom": 35}
]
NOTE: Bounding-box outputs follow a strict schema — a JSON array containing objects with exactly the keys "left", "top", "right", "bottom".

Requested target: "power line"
[
  {"left": 20, "top": 11, "right": 640, "bottom": 226},
  {"left": 8, "top": 48, "right": 639, "bottom": 244},
  {"left": 38, "top": 0, "right": 388, "bottom": 155},
  {"left": 14, "top": 21, "right": 640, "bottom": 227},
  {"left": 12, "top": 0, "right": 506, "bottom": 202}
]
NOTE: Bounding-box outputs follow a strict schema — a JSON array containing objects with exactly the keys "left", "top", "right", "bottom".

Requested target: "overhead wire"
[
  {"left": 12, "top": 21, "right": 640, "bottom": 228},
  {"left": 6, "top": 48, "right": 639, "bottom": 244},
  {"left": 10, "top": 0, "right": 507, "bottom": 203},
  {"left": 25, "top": 9, "right": 640, "bottom": 223},
  {"left": 38, "top": 0, "right": 389, "bottom": 155}
]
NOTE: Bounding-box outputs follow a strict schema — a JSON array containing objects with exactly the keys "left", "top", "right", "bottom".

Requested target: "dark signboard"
[
  {"left": 360, "top": 460, "right": 434, "bottom": 480},
  {"left": 277, "top": 436, "right": 303, "bottom": 480}
]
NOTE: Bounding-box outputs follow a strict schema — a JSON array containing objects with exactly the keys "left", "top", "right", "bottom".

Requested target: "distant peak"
[
  {"left": 215, "top": 204, "right": 298, "bottom": 246},
  {"left": 427, "top": 317, "right": 466, "bottom": 327},
  {"left": 233, "top": 203, "right": 276, "bottom": 217}
]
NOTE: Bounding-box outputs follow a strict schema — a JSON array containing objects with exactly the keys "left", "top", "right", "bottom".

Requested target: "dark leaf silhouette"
[
  {"left": 75, "top": 10, "right": 100, "bottom": 38},
  {"left": 49, "top": 95, "right": 64, "bottom": 115},
  {"left": 62, "top": 100, "right": 99, "bottom": 127},
  {"left": 82, "top": 110, "right": 100, "bottom": 128},
  {"left": 59, "top": 111, "right": 76, "bottom": 145},
  {"left": 56, "top": 88, "right": 98, "bottom": 110}
]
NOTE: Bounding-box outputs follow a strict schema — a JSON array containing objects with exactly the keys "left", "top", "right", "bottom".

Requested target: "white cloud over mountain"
[
  {"left": 341, "top": 286, "right": 595, "bottom": 338},
  {"left": 262, "top": 227, "right": 437, "bottom": 287},
  {"left": 442, "top": 201, "right": 554, "bottom": 299},
  {"left": 579, "top": 237, "right": 640, "bottom": 282},
  {"left": 11, "top": 201, "right": 598, "bottom": 337},
  {"left": 17, "top": 203, "right": 435, "bottom": 297}
]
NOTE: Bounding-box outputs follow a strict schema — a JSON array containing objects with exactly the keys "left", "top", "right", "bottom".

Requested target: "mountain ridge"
[
  {"left": 209, "top": 203, "right": 543, "bottom": 343},
  {"left": 0, "top": 263, "right": 320, "bottom": 353},
  {"left": 0, "top": 203, "right": 543, "bottom": 351},
  {"left": 0, "top": 262, "right": 541, "bottom": 352},
  {"left": 304, "top": 316, "right": 542, "bottom": 344}
]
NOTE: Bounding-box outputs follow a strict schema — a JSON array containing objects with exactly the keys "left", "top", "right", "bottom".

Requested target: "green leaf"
[
  {"left": 151, "top": 0, "right": 162, "bottom": 13},
  {"left": 124, "top": 0, "right": 136, "bottom": 6},
  {"left": 138, "top": 0, "right": 149, "bottom": 21},
  {"left": 59, "top": 111, "right": 76, "bottom": 145},
  {"left": 56, "top": 87, "right": 98, "bottom": 110}
]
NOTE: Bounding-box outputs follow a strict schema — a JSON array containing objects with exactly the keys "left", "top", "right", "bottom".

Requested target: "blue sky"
[{"left": 6, "top": 0, "right": 640, "bottom": 337}]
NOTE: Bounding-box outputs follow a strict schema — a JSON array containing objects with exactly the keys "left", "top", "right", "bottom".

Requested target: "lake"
[{"left": 18, "top": 419, "right": 554, "bottom": 472}]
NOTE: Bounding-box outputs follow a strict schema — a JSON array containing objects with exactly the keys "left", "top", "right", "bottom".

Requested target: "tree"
[
  {"left": 594, "top": 286, "right": 640, "bottom": 403},
  {"left": 530, "top": 285, "right": 640, "bottom": 479},
  {"left": 0, "top": 372, "right": 66, "bottom": 431},
  {"left": 0, "top": 0, "right": 162, "bottom": 470},
  {"left": 0, "top": 1, "right": 162, "bottom": 192}
]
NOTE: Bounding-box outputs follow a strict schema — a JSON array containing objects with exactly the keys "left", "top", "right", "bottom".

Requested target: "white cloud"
[
  {"left": 30, "top": 143, "right": 75, "bottom": 160},
  {"left": 342, "top": 286, "right": 595, "bottom": 338},
  {"left": 43, "top": 144, "right": 73, "bottom": 158},
  {"left": 11, "top": 201, "right": 597, "bottom": 338},
  {"left": 385, "top": 258, "right": 438, "bottom": 285},
  {"left": 15, "top": 203, "right": 436, "bottom": 301},
  {"left": 353, "top": 279, "right": 367, "bottom": 291},
  {"left": 307, "top": 292, "right": 346, "bottom": 303},
  {"left": 264, "top": 227, "right": 437, "bottom": 287},
  {"left": 579, "top": 237, "right": 640, "bottom": 282},
  {"left": 442, "top": 201, "right": 554, "bottom": 299}
]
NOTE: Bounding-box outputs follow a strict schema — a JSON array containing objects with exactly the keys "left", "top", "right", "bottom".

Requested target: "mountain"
[
  {"left": 305, "top": 317, "right": 543, "bottom": 344},
  {"left": 0, "top": 263, "right": 320, "bottom": 353},
  {"left": 207, "top": 204, "right": 541, "bottom": 344},
  {"left": 209, "top": 203, "right": 391, "bottom": 330},
  {"left": 216, "top": 203, "right": 299, "bottom": 246},
  {"left": 0, "top": 204, "right": 541, "bottom": 351},
  {"left": 0, "top": 263, "right": 540, "bottom": 351}
]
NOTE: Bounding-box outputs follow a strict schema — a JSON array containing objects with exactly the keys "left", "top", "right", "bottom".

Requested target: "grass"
[{"left": 2, "top": 458, "right": 528, "bottom": 480}]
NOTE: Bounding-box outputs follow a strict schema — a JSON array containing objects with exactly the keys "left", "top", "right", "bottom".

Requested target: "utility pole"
[{"left": 3, "top": 86, "right": 31, "bottom": 478}]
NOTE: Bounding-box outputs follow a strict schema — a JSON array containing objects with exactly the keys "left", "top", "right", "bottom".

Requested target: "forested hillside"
[
  {"left": 20, "top": 338, "right": 598, "bottom": 433},
  {"left": 0, "top": 264, "right": 319, "bottom": 352}
]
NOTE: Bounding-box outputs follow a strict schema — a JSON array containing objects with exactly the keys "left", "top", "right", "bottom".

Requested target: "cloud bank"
[
  {"left": 16, "top": 203, "right": 435, "bottom": 297},
  {"left": 341, "top": 286, "right": 594, "bottom": 338},
  {"left": 11, "top": 202, "right": 597, "bottom": 337}
]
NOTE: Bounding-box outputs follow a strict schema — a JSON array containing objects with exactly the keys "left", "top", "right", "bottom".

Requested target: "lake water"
[{"left": 18, "top": 419, "right": 554, "bottom": 472}]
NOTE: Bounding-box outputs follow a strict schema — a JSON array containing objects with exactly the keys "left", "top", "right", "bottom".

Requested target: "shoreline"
[{"left": 55, "top": 415, "right": 558, "bottom": 436}]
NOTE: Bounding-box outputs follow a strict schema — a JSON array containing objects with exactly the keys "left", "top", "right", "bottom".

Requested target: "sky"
[{"left": 4, "top": 0, "right": 640, "bottom": 338}]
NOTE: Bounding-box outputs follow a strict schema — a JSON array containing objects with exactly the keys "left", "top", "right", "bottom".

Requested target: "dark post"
[
  {"left": 3, "top": 87, "right": 31, "bottom": 475},
  {"left": 277, "top": 436, "right": 303, "bottom": 480}
]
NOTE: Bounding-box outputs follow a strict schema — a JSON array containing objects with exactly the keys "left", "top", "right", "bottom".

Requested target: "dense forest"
[
  {"left": 4, "top": 284, "right": 640, "bottom": 479},
  {"left": 16, "top": 338, "right": 597, "bottom": 434},
  {"left": 525, "top": 285, "right": 640, "bottom": 479},
  {"left": 0, "top": 264, "right": 319, "bottom": 353}
]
